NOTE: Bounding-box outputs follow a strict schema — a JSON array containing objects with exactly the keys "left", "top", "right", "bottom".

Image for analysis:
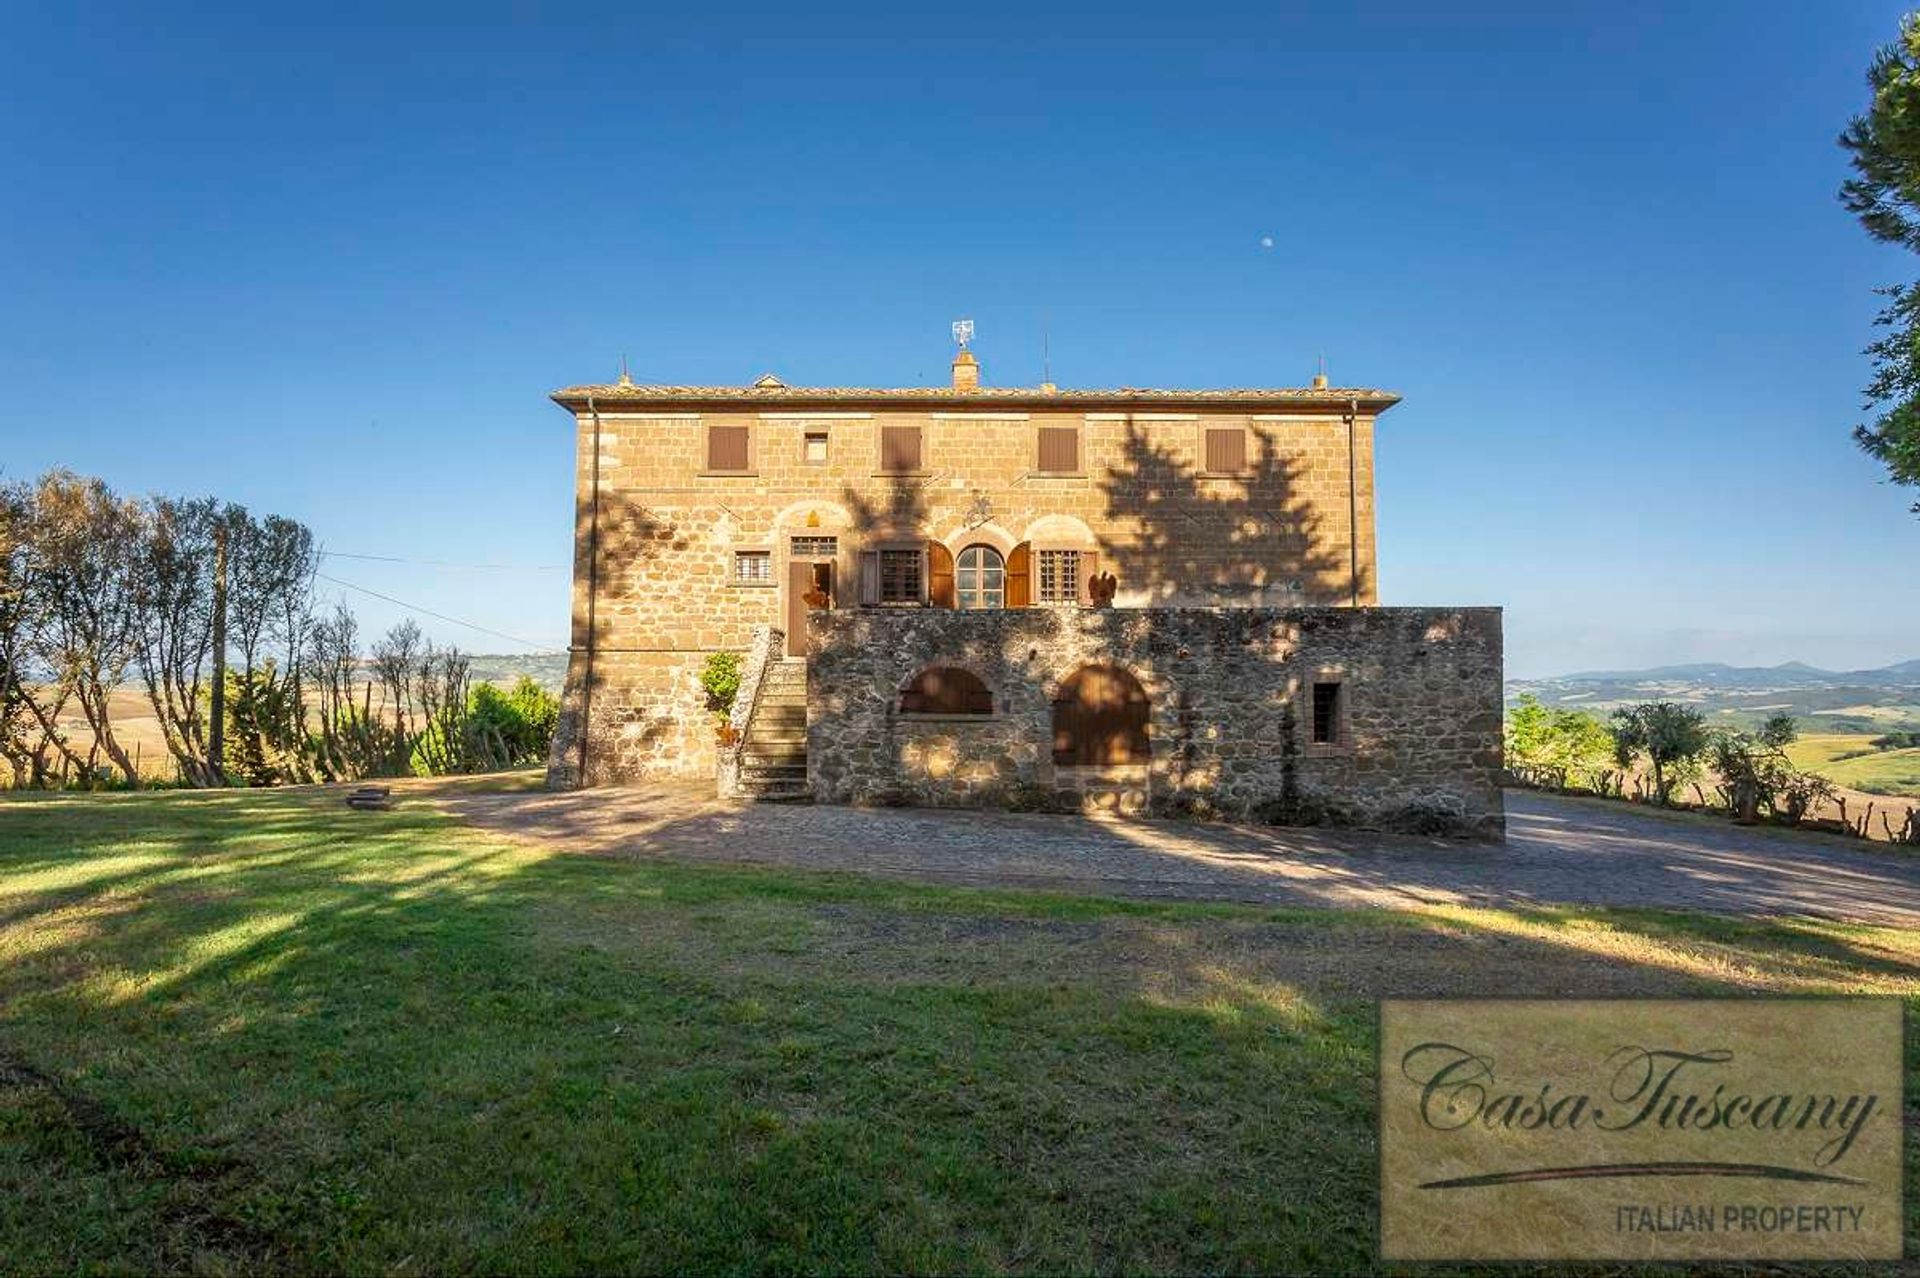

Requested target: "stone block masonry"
[{"left": 805, "top": 606, "right": 1505, "bottom": 839}]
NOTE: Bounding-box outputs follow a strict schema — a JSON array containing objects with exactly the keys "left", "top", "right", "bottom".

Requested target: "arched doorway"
[
  {"left": 1052, "top": 665, "right": 1151, "bottom": 765},
  {"left": 955, "top": 545, "right": 1005, "bottom": 610}
]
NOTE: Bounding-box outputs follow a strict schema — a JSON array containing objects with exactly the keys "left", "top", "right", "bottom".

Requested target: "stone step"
[
  {"left": 739, "top": 788, "right": 811, "bottom": 804},
  {"left": 745, "top": 730, "right": 808, "bottom": 747},
  {"left": 741, "top": 773, "right": 809, "bottom": 791}
]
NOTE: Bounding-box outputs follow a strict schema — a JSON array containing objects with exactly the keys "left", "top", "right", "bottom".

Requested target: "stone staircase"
[{"left": 737, "top": 657, "right": 810, "bottom": 801}]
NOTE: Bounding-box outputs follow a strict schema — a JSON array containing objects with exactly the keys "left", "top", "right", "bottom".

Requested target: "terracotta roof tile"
[{"left": 551, "top": 383, "right": 1401, "bottom": 412}]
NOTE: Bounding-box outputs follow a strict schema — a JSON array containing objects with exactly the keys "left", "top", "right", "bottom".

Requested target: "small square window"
[
  {"left": 1311, "top": 681, "right": 1342, "bottom": 745},
  {"left": 804, "top": 431, "right": 829, "bottom": 463},
  {"left": 1037, "top": 549, "right": 1081, "bottom": 603},
  {"left": 734, "top": 551, "right": 772, "bottom": 584}
]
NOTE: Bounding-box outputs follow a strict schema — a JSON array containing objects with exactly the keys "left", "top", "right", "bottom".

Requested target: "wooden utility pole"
[{"left": 209, "top": 520, "right": 228, "bottom": 783}]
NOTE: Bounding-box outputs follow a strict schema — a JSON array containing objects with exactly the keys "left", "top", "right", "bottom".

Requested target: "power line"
[
  {"left": 313, "top": 571, "right": 566, "bottom": 653},
  {"left": 319, "top": 550, "right": 568, "bottom": 571}
]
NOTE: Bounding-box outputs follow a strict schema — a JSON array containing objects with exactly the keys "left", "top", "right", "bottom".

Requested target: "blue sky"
[{"left": 2, "top": 1, "right": 1915, "bottom": 678}]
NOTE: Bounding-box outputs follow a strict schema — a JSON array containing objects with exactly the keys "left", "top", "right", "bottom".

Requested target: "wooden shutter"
[
  {"left": 927, "top": 541, "right": 955, "bottom": 608},
  {"left": 858, "top": 551, "right": 880, "bottom": 606},
  {"left": 707, "top": 424, "right": 750, "bottom": 472},
  {"left": 880, "top": 424, "right": 922, "bottom": 472},
  {"left": 1077, "top": 549, "right": 1102, "bottom": 605},
  {"left": 1006, "top": 542, "right": 1031, "bottom": 608},
  {"left": 1204, "top": 426, "right": 1245, "bottom": 475},
  {"left": 1037, "top": 426, "right": 1079, "bottom": 474}
]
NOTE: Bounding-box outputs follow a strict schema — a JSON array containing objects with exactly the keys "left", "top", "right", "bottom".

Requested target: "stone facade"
[
  {"left": 805, "top": 606, "right": 1505, "bottom": 839},
  {"left": 547, "top": 355, "right": 1402, "bottom": 788}
]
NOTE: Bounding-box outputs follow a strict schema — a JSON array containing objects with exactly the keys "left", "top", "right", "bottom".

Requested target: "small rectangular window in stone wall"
[
  {"left": 707, "top": 424, "right": 752, "bottom": 472},
  {"left": 1037, "top": 549, "right": 1080, "bottom": 603},
  {"left": 803, "top": 430, "right": 828, "bottom": 463},
  {"left": 1036, "top": 426, "right": 1080, "bottom": 474},
  {"left": 790, "top": 535, "right": 838, "bottom": 558},
  {"left": 1204, "top": 426, "right": 1247, "bottom": 475},
  {"left": 1311, "top": 681, "right": 1342, "bottom": 744},
  {"left": 734, "top": 550, "right": 771, "bottom": 583},
  {"left": 880, "top": 424, "right": 923, "bottom": 472}
]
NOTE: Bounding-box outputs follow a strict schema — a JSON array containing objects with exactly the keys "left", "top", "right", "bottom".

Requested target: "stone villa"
[{"left": 546, "top": 341, "right": 1504, "bottom": 837}]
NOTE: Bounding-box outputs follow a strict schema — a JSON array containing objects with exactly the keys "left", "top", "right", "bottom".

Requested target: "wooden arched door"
[{"left": 1052, "top": 665, "right": 1151, "bottom": 765}]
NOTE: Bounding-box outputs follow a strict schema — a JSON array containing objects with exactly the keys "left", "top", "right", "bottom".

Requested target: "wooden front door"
[
  {"left": 785, "top": 560, "right": 833, "bottom": 657},
  {"left": 1052, "top": 664, "right": 1151, "bottom": 765}
]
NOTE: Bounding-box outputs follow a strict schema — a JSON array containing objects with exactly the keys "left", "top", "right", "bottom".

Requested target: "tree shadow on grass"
[{"left": 2, "top": 789, "right": 1915, "bottom": 1273}]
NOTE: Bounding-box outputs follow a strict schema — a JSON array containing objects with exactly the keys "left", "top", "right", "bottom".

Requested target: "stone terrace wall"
[{"left": 806, "top": 606, "right": 1504, "bottom": 839}]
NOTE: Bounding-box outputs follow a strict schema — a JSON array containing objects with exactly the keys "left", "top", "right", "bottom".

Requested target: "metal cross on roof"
[{"left": 951, "top": 318, "right": 974, "bottom": 350}]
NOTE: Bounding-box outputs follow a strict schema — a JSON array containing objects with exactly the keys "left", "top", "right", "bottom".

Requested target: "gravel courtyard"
[{"left": 437, "top": 785, "right": 1920, "bottom": 927}]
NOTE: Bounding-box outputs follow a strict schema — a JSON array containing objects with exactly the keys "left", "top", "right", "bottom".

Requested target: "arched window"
[
  {"left": 900, "top": 667, "right": 994, "bottom": 715},
  {"left": 955, "top": 545, "right": 1005, "bottom": 610},
  {"left": 1052, "top": 665, "right": 1151, "bottom": 765}
]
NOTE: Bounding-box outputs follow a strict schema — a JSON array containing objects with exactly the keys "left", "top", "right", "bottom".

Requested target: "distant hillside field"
[
  {"left": 1784, "top": 733, "right": 1920, "bottom": 798},
  {"left": 1507, "top": 658, "right": 1920, "bottom": 736}
]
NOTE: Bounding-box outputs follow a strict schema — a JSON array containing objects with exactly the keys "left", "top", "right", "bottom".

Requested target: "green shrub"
[{"left": 700, "top": 652, "right": 743, "bottom": 720}]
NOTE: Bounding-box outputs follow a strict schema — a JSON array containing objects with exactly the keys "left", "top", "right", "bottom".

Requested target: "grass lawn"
[
  {"left": 2, "top": 784, "right": 1916, "bottom": 1273},
  {"left": 1789, "top": 732, "right": 1920, "bottom": 799}
]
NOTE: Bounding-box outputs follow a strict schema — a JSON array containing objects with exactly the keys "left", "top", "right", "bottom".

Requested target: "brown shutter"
[
  {"left": 707, "top": 424, "right": 750, "bottom": 472},
  {"left": 858, "top": 551, "right": 880, "bottom": 606},
  {"left": 928, "top": 541, "right": 954, "bottom": 608},
  {"left": 1204, "top": 427, "right": 1245, "bottom": 475},
  {"left": 880, "top": 424, "right": 922, "bottom": 472},
  {"left": 1037, "top": 426, "right": 1079, "bottom": 473},
  {"left": 1077, "top": 549, "right": 1102, "bottom": 605},
  {"left": 1006, "top": 542, "right": 1031, "bottom": 608}
]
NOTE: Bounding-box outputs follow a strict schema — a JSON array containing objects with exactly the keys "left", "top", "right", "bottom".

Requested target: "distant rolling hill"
[
  {"left": 465, "top": 652, "right": 568, "bottom": 695},
  {"left": 1506, "top": 659, "right": 1920, "bottom": 735}
]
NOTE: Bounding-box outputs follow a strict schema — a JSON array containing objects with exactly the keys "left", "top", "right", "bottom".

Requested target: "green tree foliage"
[
  {"left": 1708, "top": 714, "right": 1839, "bottom": 825},
  {"left": 463, "top": 677, "right": 560, "bottom": 767},
  {"left": 1504, "top": 695, "right": 1615, "bottom": 789},
  {"left": 1609, "top": 701, "right": 1710, "bottom": 806},
  {"left": 700, "top": 652, "right": 743, "bottom": 721},
  {"left": 1841, "top": 15, "right": 1920, "bottom": 511},
  {"left": 221, "top": 665, "right": 305, "bottom": 787}
]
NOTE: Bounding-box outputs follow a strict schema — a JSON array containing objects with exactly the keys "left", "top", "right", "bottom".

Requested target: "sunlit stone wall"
[{"left": 806, "top": 606, "right": 1505, "bottom": 839}]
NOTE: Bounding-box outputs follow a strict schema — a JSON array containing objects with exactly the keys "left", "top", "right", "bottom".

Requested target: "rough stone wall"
[
  {"left": 548, "top": 403, "right": 1381, "bottom": 785},
  {"left": 548, "top": 648, "right": 717, "bottom": 788},
  {"left": 805, "top": 606, "right": 1504, "bottom": 839}
]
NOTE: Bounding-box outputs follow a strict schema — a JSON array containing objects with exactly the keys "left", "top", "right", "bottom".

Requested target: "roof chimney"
[
  {"left": 951, "top": 349, "right": 980, "bottom": 392},
  {"left": 1311, "top": 371, "right": 1329, "bottom": 390}
]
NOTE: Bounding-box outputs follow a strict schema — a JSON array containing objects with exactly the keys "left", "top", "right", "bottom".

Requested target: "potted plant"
[{"left": 701, "top": 652, "right": 744, "bottom": 744}]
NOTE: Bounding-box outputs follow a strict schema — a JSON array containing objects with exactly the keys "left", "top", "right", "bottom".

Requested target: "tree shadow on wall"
[
  {"left": 576, "top": 491, "right": 685, "bottom": 644},
  {"left": 1095, "top": 423, "right": 1353, "bottom": 606},
  {"left": 840, "top": 463, "right": 932, "bottom": 545}
]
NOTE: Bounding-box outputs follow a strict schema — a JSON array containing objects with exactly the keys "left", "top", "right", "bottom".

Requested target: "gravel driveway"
[{"left": 437, "top": 786, "right": 1920, "bottom": 927}]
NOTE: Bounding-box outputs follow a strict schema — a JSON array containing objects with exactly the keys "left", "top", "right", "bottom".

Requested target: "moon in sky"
[{"left": 1259, "top": 235, "right": 1274, "bottom": 249}]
